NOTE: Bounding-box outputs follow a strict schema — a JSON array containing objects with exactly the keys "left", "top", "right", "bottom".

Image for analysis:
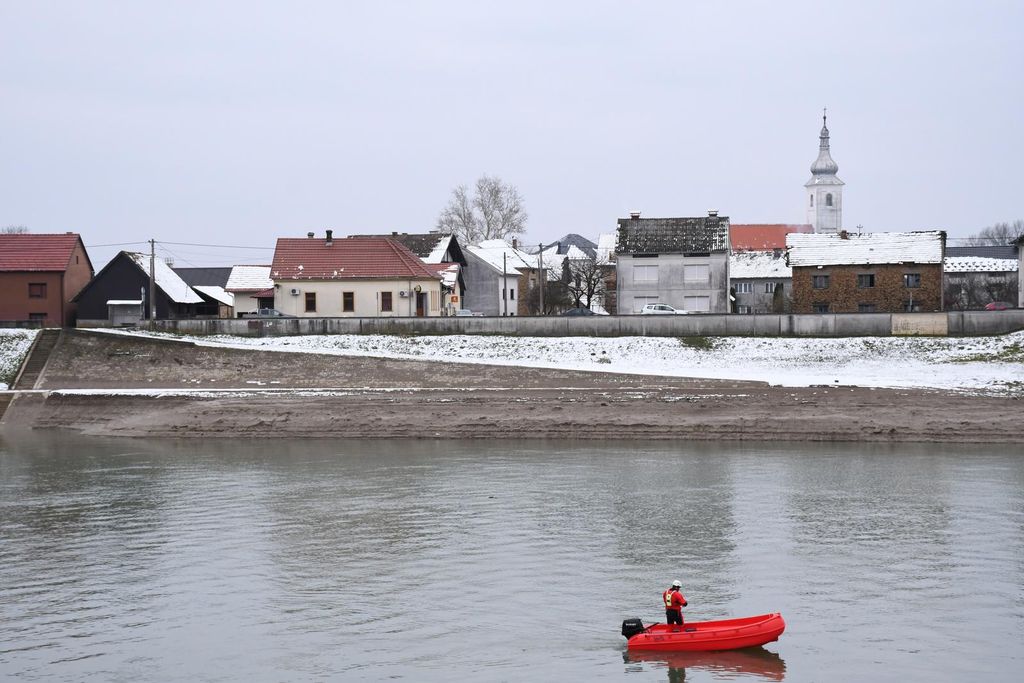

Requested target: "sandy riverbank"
[{"left": 2, "top": 330, "right": 1021, "bottom": 443}]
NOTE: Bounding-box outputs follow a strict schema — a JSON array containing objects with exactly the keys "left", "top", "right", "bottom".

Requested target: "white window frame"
[
  {"left": 735, "top": 282, "right": 753, "bottom": 294},
  {"left": 633, "top": 264, "right": 659, "bottom": 283},
  {"left": 683, "top": 264, "right": 710, "bottom": 283}
]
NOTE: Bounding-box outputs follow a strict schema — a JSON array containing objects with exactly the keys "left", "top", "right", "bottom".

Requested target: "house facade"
[
  {"left": 270, "top": 232, "right": 444, "bottom": 317},
  {"left": 225, "top": 265, "right": 274, "bottom": 316},
  {"left": 74, "top": 251, "right": 204, "bottom": 323},
  {"left": 730, "top": 251, "right": 791, "bottom": 314},
  {"left": 787, "top": 231, "right": 946, "bottom": 314},
  {"left": 0, "top": 233, "right": 93, "bottom": 326},
  {"left": 463, "top": 240, "right": 538, "bottom": 316},
  {"left": 615, "top": 211, "right": 731, "bottom": 313},
  {"left": 359, "top": 232, "right": 468, "bottom": 315}
]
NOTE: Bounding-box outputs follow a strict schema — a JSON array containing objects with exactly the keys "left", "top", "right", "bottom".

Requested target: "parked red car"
[{"left": 984, "top": 301, "right": 1013, "bottom": 311}]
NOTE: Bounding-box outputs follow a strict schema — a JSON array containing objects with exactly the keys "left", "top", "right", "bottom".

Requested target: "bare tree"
[
  {"left": 563, "top": 257, "right": 606, "bottom": 309},
  {"left": 963, "top": 219, "right": 1024, "bottom": 246},
  {"left": 436, "top": 175, "right": 527, "bottom": 244},
  {"left": 945, "top": 273, "right": 1018, "bottom": 309},
  {"left": 2, "top": 225, "right": 29, "bottom": 234}
]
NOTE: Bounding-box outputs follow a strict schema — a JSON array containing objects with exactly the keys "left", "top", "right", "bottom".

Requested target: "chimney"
[
  {"left": 325, "top": 229, "right": 333, "bottom": 245},
  {"left": 512, "top": 238, "right": 518, "bottom": 249},
  {"left": 630, "top": 211, "right": 641, "bottom": 220},
  {"left": 839, "top": 229, "right": 849, "bottom": 240},
  {"left": 707, "top": 209, "right": 719, "bottom": 217},
  {"left": 307, "top": 232, "right": 315, "bottom": 238},
  {"left": 392, "top": 231, "right": 398, "bottom": 236}
]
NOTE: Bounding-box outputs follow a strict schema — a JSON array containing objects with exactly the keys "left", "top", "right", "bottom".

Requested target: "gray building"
[
  {"left": 615, "top": 211, "right": 731, "bottom": 313},
  {"left": 730, "top": 251, "right": 791, "bottom": 314}
]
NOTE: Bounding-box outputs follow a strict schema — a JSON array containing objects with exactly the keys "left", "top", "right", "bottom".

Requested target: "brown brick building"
[
  {"left": 0, "top": 233, "right": 94, "bottom": 326},
  {"left": 787, "top": 230, "right": 945, "bottom": 314}
]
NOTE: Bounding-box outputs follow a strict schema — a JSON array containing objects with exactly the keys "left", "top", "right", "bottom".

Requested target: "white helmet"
[{"left": 672, "top": 580, "right": 682, "bottom": 588}]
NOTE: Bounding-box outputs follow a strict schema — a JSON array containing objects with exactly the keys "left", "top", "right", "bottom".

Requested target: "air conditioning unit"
[
  {"left": 398, "top": 290, "right": 409, "bottom": 298},
  {"left": 290, "top": 288, "right": 301, "bottom": 296}
]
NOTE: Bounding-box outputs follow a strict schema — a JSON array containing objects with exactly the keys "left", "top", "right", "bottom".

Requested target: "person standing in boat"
[{"left": 663, "top": 580, "right": 688, "bottom": 629}]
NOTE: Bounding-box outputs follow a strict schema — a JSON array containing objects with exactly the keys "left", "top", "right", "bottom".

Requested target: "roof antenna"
[{"left": 823, "top": 106, "right": 827, "bottom": 126}]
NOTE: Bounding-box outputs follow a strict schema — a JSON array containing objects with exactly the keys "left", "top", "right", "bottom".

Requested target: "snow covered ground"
[
  {"left": 90, "top": 328, "right": 1024, "bottom": 395},
  {"left": 0, "top": 329, "right": 39, "bottom": 390}
]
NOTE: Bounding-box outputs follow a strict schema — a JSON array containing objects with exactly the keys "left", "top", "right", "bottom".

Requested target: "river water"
[{"left": 1, "top": 432, "right": 1021, "bottom": 682}]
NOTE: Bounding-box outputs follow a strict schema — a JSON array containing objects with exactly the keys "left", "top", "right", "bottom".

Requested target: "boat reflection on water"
[{"left": 624, "top": 646, "right": 786, "bottom": 681}]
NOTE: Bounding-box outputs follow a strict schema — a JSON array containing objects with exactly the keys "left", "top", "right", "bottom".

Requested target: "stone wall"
[
  {"left": 792, "top": 264, "right": 943, "bottom": 314},
  {"left": 114, "top": 310, "right": 1024, "bottom": 338}
]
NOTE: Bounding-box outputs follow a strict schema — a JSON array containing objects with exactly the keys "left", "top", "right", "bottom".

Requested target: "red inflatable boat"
[{"left": 622, "top": 613, "right": 785, "bottom": 652}]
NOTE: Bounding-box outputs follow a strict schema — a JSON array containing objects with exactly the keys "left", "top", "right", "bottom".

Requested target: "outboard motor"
[{"left": 621, "top": 618, "right": 646, "bottom": 639}]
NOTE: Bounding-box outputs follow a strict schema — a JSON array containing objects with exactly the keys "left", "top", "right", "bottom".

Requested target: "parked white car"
[{"left": 640, "top": 303, "right": 692, "bottom": 315}]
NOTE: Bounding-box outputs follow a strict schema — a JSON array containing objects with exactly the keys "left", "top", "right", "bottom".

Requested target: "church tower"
[{"left": 805, "top": 111, "right": 844, "bottom": 233}]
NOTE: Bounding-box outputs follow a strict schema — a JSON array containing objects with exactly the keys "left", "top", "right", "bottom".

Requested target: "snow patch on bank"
[
  {"left": 0, "top": 329, "right": 39, "bottom": 390},
  {"left": 89, "top": 328, "right": 1024, "bottom": 394}
]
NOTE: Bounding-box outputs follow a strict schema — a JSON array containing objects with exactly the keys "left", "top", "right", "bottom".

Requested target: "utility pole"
[
  {"left": 537, "top": 243, "right": 544, "bottom": 315},
  {"left": 502, "top": 251, "right": 508, "bottom": 317},
  {"left": 148, "top": 238, "right": 157, "bottom": 322}
]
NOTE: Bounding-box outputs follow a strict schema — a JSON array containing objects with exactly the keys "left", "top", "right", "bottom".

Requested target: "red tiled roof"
[
  {"left": 0, "top": 233, "right": 84, "bottom": 271},
  {"left": 271, "top": 236, "right": 441, "bottom": 280},
  {"left": 252, "top": 288, "right": 275, "bottom": 297},
  {"left": 730, "top": 224, "right": 814, "bottom": 251}
]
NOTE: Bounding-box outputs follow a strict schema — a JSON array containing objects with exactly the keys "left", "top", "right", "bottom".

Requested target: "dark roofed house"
[
  {"left": 74, "top": 251, "right": 205, "bottom": 324},
  {"left": 531, "top": 234, "right": 598, "bottom": 260},
  {"left": 0, "top": 233, "right": 94, "bottom": 326},
  {"left": 615, "top": 212, "right": 731, "bottom": 313},
  {"left": 173, "top": 267, "right": 235, "bottom": 318},
  {"left": 269, "top": 231, "right": 446, "bottom": 317}
]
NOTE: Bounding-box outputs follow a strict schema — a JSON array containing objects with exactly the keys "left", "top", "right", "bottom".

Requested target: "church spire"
[{"left": 810, "top": 107, "right": 839, "bottom": 175}]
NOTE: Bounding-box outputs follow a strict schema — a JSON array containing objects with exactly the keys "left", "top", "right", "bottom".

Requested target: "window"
[
  {"left": 857, "top": 274, "right": 875, "bottom": 288},
  {"left": 826, "top": 193, "right": 833, "bottom": 207},
  {"left": 380, "top": 292, "right": 393, "bottom": 312},
  {"left": 683, "top": 296, "right": 711, "bottom": 312},
  {"left": 342, "top": 292, "right": 354, "bottom": 312},
  {"left": 29, "top": 312, "right": 47, "bottom": 321},
  {"left": 904, "top": 301, "right": 921, "bottom": 312},
  {"left": 737, "top": 305, "right": 752, "bottom": 314},
  {"left": 903, "top": 273, "right": 921, "bottom": 288},
  {"left": 683, "top": 264, "right": 710, "bottom": 283},
  {"left": 305, "top": 292, "right": 317, "bottom": 312},
  {"left": 810, "top": 195, "right": 814, "bottom": 207},
  {"left": 633, "top": 265, "right": 659, "bottom": 283},
  {"left": 813, "top": 303, "right": 830, "bottom": 314},
  {"left": 812, "top": 275, "right": 830, "bottom": 289},
  {"left": 430, "top": 290, "right": 440, "bottom": 310},
  {"left": 633, "top": 296, "right": 659, "bottom": 313},
  {"left": 28, "top": 283, "right": 47, "bottom": 298},
  {"left": 735, "top": 282, "right": 753, "bottom": 294},
  {"left": 764, "top": 282, "right": 778, "bottom": 294},
  {"left": 858, "top": 303, "right": 877, "bottom": 313}
]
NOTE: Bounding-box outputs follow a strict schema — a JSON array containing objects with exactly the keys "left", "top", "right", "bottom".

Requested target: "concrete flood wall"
[{"left": 131, "top": 311, "right": 1024, "bottom": 338}]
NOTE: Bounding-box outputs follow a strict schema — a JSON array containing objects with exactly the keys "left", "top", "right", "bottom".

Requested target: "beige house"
[{"left": 270, "top": 231, "right": 444, "bottom": 317}]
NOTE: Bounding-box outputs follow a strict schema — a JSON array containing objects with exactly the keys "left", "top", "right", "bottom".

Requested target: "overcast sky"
[{"left": 3, "top": 1, "right": 1021, "bottom": 268}]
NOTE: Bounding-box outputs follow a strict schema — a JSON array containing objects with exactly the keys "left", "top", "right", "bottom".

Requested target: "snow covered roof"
[
  {"left": 466, "top": 240, "right": 538, "bottom": 274},
  {"left": 126, "top": 252, "right": 204, "bottom": 303},
  {"left": 944, "top": 257, "right": 1018, "bottom": 274},
  {"left": 435, "top": 263, "right": 460, "bottom": 289},
  {"left": 226, "top": 265, "right": 273, "bottom": 291},
  {"left": 595, "top": 232, "right": 616, "bottom": 264},
  {"left": 107, "top": 300, "right": 143, "bottom": 306},
  {"left": 194, "top": 285, "right": 235, "bottom": 306},
  {"left": 787, "top": 231, "right": 945, "bottom": 267},
  {"left": 730, "top": 251, "right": 792, "bottom": 279}
]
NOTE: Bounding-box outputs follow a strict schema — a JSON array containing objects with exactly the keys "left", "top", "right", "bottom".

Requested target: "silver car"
[{"left": 640, "top": 303, "right": 692, "bottom": 315}]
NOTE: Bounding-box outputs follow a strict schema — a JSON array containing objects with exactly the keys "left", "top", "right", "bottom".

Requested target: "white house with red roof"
[
  {"left": 225, "top": 265, "right": 274, "bottom": 317},
  {"left": 270, "top": 231, "right": 445, "bottom": 317},
  {"left": 0, "top": 232, "right": 93, "bottom": 326}
]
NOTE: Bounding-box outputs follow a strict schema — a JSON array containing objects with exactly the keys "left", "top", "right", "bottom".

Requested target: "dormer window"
[{"left": 826, "top": 193, "right": 833, "bottom": 207}]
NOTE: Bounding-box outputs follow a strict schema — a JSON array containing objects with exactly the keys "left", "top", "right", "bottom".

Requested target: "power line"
[{"left": 160, "top": 241, "right": 275, "bottom": 249}]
